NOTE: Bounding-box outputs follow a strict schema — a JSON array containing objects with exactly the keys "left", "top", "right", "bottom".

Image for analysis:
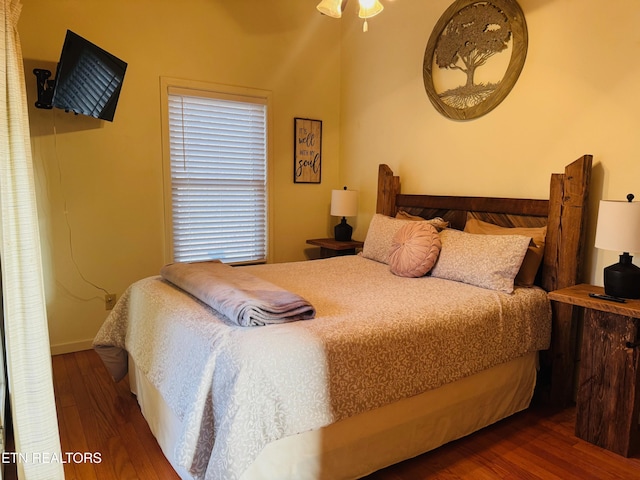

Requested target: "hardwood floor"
[
  {"left": 51, "top": 349, "right": 180, "bottom": 480},
  {"left": 49, "top": 349, "right": 640, "bottom": 479}
]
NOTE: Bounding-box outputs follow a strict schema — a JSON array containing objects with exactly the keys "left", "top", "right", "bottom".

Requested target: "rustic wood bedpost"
[
  {"left": 541, "top": 154, "right": 593, "bottom": 407},
  {"left": 376, "top": 164, "right": 400, "bottom": 217}
]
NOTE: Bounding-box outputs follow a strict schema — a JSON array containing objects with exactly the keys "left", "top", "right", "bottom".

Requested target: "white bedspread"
[{"left": 93, "top": 255, "right": 551, "bottom": 480}]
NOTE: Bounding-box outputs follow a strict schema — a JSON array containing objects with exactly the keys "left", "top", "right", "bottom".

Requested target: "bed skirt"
[{"left": 129, "top": 351, "right": 538, "bottom": 480}]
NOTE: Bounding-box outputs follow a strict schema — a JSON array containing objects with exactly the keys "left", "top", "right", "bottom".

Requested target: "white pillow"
[
  {"left": 464, "top": 218, "right": 547, "bottom": 287},
  {"left": 363, "top": 214, "right": 447, "bottom": 264},
  {"left": 430, "top": 229, "right": 531, "bottom": 293},
  {"left": 362, "top": 214, "right": 413, "bottom": 264}
]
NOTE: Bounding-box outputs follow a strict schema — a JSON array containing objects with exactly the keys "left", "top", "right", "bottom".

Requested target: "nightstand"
[
  {"left": 548, "top": 284, "right": 640, "bottom": 457},
  {"left": 306, "top": 238, "right": 364, "bottom": 259}
]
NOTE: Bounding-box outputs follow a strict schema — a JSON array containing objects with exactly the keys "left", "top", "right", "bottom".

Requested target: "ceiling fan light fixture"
[
  {"left": 316, "top": 0, "right": 345, "bottom": 18},
  {"left": 317, "top": 0, "right": 384, "bottom": 32},
  {"left": 358, "top": 0, "right": 384, "bottom": 19}
]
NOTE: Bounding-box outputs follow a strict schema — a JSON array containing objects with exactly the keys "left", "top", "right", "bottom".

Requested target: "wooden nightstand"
[
  {"left": 306, "top": 238, "right": 364, "bottom": 259},
  {"left": 548, "top": 284, "right": 640, "bottom": 457}
]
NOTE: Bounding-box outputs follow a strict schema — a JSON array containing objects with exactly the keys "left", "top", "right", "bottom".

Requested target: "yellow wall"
[
  {"left": 18, "top": 1, "right": 640, "bottom": 352},
  {"left": 19, "top": 0, "right": 342, "bottom": 353},
  {"left": 340, "top": 0, "right": 640, "bottom": 290}
]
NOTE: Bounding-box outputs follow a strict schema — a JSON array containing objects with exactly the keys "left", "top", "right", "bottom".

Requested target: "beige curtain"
[{"left": 0, "top": 1, "right": 64, "bottom": 479}]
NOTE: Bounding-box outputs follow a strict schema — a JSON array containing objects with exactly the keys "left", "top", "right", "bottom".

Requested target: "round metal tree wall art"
[{"left": 423, "top": 0, "right": 527, "bottom": 120}]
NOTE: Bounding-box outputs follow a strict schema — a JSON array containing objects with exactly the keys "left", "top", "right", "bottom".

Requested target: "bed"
[{"left": 94, "top": 154, "right": 592, "bottom": 480}]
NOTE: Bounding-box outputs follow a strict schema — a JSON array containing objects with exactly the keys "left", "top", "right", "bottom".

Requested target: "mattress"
[
  {"left": 95, "top": 255, "right": 551, "bottom": 480},
  {"left": 130, "top": 351, "right": 539, "bottom": 480}
]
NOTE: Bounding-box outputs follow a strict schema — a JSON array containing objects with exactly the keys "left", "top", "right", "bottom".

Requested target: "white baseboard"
[{"left": 50, "top": 339, "right": 94, "bottom": 356}]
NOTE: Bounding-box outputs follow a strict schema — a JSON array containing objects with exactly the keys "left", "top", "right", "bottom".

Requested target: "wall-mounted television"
[{"left": 34, "top": 30, "right": 127, "bottom": 122}]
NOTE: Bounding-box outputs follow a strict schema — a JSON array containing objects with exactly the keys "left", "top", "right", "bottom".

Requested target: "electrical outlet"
[{"left": 105, "top": 293, "right": 116, "bottom": 311}]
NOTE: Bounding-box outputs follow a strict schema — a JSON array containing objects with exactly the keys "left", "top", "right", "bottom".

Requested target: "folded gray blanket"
[{"left": 160, "top": 260, "right": 316, "bottom": 326}]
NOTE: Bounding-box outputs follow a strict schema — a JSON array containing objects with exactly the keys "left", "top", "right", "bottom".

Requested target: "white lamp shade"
[
  {"left": 594, "top": 199, "right": 640, "bottom": 253},
  {"left": 358, "top": 0, "right": 384, "bottom": 19},
  {"left": 331, "top": 189, "right": 358, "bottom": 217},
  {"left": 317, "top": 0, "right": 343, "bottom": 18}
]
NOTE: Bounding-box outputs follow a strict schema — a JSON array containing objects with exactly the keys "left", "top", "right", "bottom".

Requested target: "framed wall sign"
[
  {"left": 423, "top": 0, "right": 528, "bottom": 120},
  {"left": 294, "top": 117, "right": 322, "bottom": 183}
]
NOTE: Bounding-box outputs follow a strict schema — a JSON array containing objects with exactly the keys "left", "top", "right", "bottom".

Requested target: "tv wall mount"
[{"left": 33, "top": 68, "right": 55, "bottom": 110}]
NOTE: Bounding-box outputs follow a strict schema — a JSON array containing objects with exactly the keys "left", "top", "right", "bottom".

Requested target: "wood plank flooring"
[
  {"left": 46, "top": 350, "right": 640, "bottom": 479},
  {"left": 52, "top": 349, "right": 180, "bottom": 480}
]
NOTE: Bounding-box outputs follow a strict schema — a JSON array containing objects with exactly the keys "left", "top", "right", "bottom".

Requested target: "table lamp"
[
  {"left": 594, "top": 193, "right": 640, "bottom": 299},
  {"left": 331, "top": 186, "right": 358, "bottom": 241}
]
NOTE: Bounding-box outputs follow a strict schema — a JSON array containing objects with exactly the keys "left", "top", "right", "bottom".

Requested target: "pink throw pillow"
[{"left": 388, "top": 222, "right": 441, "bottom": 277}]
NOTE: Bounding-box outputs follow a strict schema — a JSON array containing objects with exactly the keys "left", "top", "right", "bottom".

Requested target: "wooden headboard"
[{"left": 376, "top": 154, "right": 593, "bottom": 407}]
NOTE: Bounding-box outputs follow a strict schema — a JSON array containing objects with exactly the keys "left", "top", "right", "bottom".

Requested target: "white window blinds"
[{"left": 167, "top": 89, "right": 268, "bottom": 264}]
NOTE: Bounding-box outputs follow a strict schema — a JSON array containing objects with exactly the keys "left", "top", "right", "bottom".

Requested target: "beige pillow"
[
  {"left": 430, "top": 229, "right": 531, "bottom": 293},
  {"left": 395, "top": 210, "right": 449, "bottom": 230},
  {"left": 363, "top": 214, "right": 449, "bottom": 264},
  {"left": 464, "top": 218, "right": 547, "bottom": 286},
  {"left": 362, "top": 214, "right": 414, "bottom": 264},
  {"left": 388, "top": 222, "right": 441, "bottom": 277}
]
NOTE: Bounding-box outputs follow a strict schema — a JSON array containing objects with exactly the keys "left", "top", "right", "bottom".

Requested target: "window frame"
[{"left": 160, "top": 77, "right": 273, "bottom": 265}]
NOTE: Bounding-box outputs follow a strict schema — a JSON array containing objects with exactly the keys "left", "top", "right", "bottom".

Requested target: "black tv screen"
[{"left": 52, "top": 30, "right": 127, "bottom": 122}]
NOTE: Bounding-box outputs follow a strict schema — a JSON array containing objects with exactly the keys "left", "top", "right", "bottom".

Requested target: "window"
[{"left": 162, "top": 79, "right": 271, "bottom": 264}]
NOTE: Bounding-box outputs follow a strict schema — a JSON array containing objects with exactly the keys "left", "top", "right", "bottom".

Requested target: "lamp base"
[
  {"left": 603, "top": 253, "right": 640, "bottom": 299},
  {"left": 334, "top": 217, "right": 353, "bottom": 242}
]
